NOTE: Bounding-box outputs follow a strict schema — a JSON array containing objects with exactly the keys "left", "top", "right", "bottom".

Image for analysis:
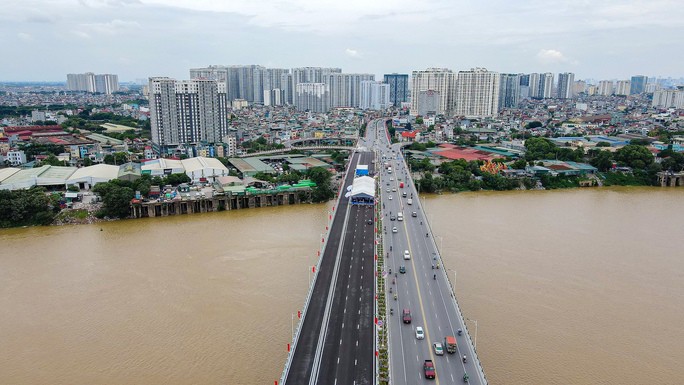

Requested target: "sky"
[{"left": 2, "top": 0, "right": 683, "bottom": 82}]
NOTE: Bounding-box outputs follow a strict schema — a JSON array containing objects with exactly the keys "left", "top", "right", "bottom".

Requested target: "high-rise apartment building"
[
  {"left": 574, "top": 80, "right": 587, "bottom": 95},
  {"left": 360, "top": 81, "right": 391, "bottom": 110},
  {"left": 411, "top": 68, "right": 455, "bottom": 115},
  {"left": 383, "top": 73, "right": 409, "bottom": 107},
  {"left": 652, "top": 88, "right": 684, "bottom": 108},
  {"left": 291, "top": 67, "right": 341, "bottom": 105},
  {"left": 630, "top": 75, "right": 648, "bottom": 94},
  {"left": 528, "top": 73, "right": 554, "bottom": 98},
  {"left": 67, "top": 72, "right": 119, "bottom": 94},
  {"left": 557, "top": 72, "right": 575, "bottom": 99},
  {"left": 499, "top": 73, "right": 520, "bottom": 109},
  {"left": 615, "top": 80, "right": 631, "bottom": 96},
  {"left": 149, "top": 77, "right": 228, "bottom": 149},
  {"left": 295, "top": 83, "right": 329, "bottom": 113},
  {"left": 454, "top": 68, "right": 500, "bottom": 117},
  {"left": 326, "top": 73, "right": 375, "bottom": 108},
  {"left": 598, "top": 80, "right": 614, "bottom": 96}
]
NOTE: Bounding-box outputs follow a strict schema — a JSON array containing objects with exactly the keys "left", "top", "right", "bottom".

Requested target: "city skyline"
[{"left": 2, "top": 0, "right": 684, "bottom": 82}]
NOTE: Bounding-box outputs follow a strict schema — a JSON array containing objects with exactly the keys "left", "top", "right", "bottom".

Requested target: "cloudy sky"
[{"left": 2, "top": 0, "right": 683, "bottom": 82}]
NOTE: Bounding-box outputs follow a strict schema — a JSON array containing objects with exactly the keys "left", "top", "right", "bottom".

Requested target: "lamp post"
[{"left": 467, "top": 318, "right": 478, "bottom": 349}]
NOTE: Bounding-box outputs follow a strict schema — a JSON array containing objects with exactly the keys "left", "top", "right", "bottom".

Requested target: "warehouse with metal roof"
[
  {"left": 181, "top": 157, "right": 229, "bottom": 182},
  {"left": 66, "top": 164, "right": 120, "bottom": 189}
]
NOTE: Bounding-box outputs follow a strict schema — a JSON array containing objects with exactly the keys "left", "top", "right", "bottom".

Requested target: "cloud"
[
  {"left": 536, "top": 49, "right": 569, "bottom": 64},
  {"left": 17, "top": 32, "right": 34, "bottom": 41},
  {"left": 81, "top": 19, "right": 141, "bottom": 35},
  {"left": 345, "top": 48, "right": 361, "bottom": 58}
]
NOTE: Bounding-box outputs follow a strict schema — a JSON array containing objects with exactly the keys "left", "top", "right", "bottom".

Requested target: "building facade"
[
  {"left": 454, "top": 68, "right": 500, "bottom": 117},
  {"left": 630, "top": 75, "right": 648, "bottom": 94},
  {"left": 499, "top": 73, "right": 520, "bottom": 109},
  {"left": 411, "top": 68, "right": 455, "bottom": 115},
  {"left": 528, "top": 73, "right": 554, "bottom": 98},
  {"left": 615, "top": 80, "right": 631, "bottom": 96},
  {"left": 67, "top": 73, "right": 119, "bottom": 94},
  {"left": 149, "top": 77, "right": 228, "bottom": 149},
  {"left": 598, "top": 80, "right": 614, "bottom": 96},
  {"left": 383, "top": 73, "right": 409, "bottom": 107},
  {"left": 360, "top": 81, "right": 391, "bottom": 110},
  {"left": 557, "top": 72, "right": 575, "bottom": 99},
  {"left": 295, "top": 83, "right": 330, "bottom": 113}
]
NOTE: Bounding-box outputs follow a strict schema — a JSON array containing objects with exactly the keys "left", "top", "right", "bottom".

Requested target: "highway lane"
[
  {"left": 374, "top": 121, "right": 487, "bottom": 385},
  {"left": 283, "top": 151, "right": 362, "bottom": 385},
  {"left": 316, "top": 151, "right": 376, "bottom": 385}
]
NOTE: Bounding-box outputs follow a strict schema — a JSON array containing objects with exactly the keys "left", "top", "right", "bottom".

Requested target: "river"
[{"left": 0, "top": 187, "right": 682, "bottom": 384}]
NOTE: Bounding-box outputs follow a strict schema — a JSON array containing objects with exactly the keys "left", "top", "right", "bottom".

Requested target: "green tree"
[
  {"left": 306, "top": 167, "right": 334, "bottom": 203},
  {"left": 614, "top": 145, "right": 654, "bottom": 169},
  {"left": 510, "top": 158, "right": 528, "bottom": 169},
  {"left": 100, "top": 186, "right": 134, "bottom": 218},
  {"left": 589, "top": 150, "right": 614, "bottom": 172}
]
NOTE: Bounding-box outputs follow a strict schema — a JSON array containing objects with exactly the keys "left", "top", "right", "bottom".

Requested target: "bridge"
[
  {"left": 238, "top": 145, "right": 355, "bottom": 158},
  {"left": 279, "top": 118, "right": 487, "bottom": 385}
]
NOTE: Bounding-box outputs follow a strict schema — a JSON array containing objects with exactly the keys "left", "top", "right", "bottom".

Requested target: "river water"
[{"left": 0, "top": 187, "right": 682, "bottom": 384}]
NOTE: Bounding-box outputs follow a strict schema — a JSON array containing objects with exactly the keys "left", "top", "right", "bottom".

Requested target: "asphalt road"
[
  {"left": 315, "top": 149, "right": 376, "bottom": 385},
  {"left": 284, "top": 151, "right": 362, "bottom": 385},
  {"left": 375, "top": 122, "right": 488, "bottom": 385}
]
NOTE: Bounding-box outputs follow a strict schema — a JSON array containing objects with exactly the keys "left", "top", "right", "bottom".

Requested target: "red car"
[
  {"left": 423, "top": 360, "right": 435, "bottom": 379},
  {"left": 402, "top": 309, "right": 412, "bottom": 324}
]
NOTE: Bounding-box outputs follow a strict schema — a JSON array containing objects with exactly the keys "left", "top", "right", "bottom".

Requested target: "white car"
[
  {"left": 392, "top": 227, "right": 398, "bottom": 233},
  {"left": 433, "top": 342, "right": 444, "bottom": 355},
  {"left": 390, "top": 177, "right": 394, "bottom": 181},
  {"left": 392, "top": 188, "right": 397, "bottom": 192},
  {"left": 415, "top": 326, "right": 425, "bottom": 340},
  {"left": 386, "top": 188, "right": 390, "bottom": 193},
  {"left": 388, "top": 195, "right": 393, "bottom": 200},
  {"left": 403, "top": 250, "right": 410, "bottom": 260}
]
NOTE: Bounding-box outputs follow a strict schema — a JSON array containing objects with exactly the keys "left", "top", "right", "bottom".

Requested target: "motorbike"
[
  {"left": 462, "top": 355, "right": 467, "bottom": 363},
  {"left": 458, "top": 329, "right": 463, "bottom": 336},
  {"left": 426, "top": 233, "right": 429, "bottom": 237},
  {"left": 393, "top": 293, "right": 397, "bottom": 300},
  {"left": 390, "top": 308, "right": 393, "bottom": 315},
  {"left": 463, "top": 373, "right": 469, "bottom": 383},
  {"left": 433, "top": 274, "right": 436, "bottom": 280},
  {"left": 389, "top": 287, "right": 392, "bottom": 293}
]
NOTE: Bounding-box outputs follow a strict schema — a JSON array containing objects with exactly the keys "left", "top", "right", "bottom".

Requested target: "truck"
[
  {"left": 423, "top": 360, "right": 436, "bottom": 379},
  {"left": 445, "top": 336, "right": 457, "bottom": 354}
]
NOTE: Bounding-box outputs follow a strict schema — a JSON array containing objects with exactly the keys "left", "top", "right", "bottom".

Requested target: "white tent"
[{"left": 350, "top": 175, "right": 375, "bottom": 205}]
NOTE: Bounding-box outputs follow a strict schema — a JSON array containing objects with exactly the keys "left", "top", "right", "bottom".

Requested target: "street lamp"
[{"left": 466, "top": 318, "right": 478, "bottom": 349}]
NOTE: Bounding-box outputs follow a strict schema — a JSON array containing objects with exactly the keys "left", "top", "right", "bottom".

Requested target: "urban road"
[
  {"left": 283, "top": 148, "right": 376, "bottom": 385},
  {"left": 283, "top": 118, "right": 487, "bottom": 385}
]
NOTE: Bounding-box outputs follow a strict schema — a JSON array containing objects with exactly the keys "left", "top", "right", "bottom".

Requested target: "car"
[
  {"left": 388, "top": 195, "right": 393, "bottom": 200},
  {"left": 367, "top": 219, "right": 373, "bottom": 225},
  {"left": 390, "top": 177, "right": 394, "bottom": 181},
  {"left": 433, "top": 342, "right": 444, "bottom": 355},
  {"left": 412, "top": 211, "right": 417, "bottom": 217},
  {"left": 415, "top": 326, "right": 425, "bottom": 339},
  {"left": 402, "top": 308, "right": 411, "bottom": 323},
  {"left": 399, "top": 265, "right": 406, "bottom": 274},
  {"left": 403, "top": 250, "right": 410, "bottom": 260},
  {"left": 390, "top": 215, "right": 396, "bottom": 221},
  {"left": 392, "top": 188, "right": 397, "bottom": 192},
  {"left": 423, "top": 360, "right": 436, "bottom": 379},
  {"left": 386, "top": 188, "right": 390, "bottom": 193},
  {"left": 392, "top": 227, "right": 398, "bottom": 233}
]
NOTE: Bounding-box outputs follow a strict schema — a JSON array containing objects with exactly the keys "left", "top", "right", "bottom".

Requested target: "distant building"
[
  {"left": 295, "top": 83, "right": 330, "bottom": 113},
  {"left": 417, "top": 90, "right": 441, "bottom": 116},
  {"left": 67, "top": 73, "right": 119, "bottom": 94},
  {"left": 630, "top": 75, "right": 648, "bottom": 94},
  {"left": 383, "top": 73, "right": 409, "bottom": 107},
  {"left": 148, "top": 77, "right": 229, "bottom": 149},
  {"left": 454, "top": 68, "right": 500, "bottom": 117},
  {"left": 652, "top": 88, "right": 684, "bottom": 109},
  {"left": 557, "top": 72, "right": 575, "bottom": 99},
  {"left": 326, "top": 73, "right": 375, "bottom": 108},
  {"left": 529, "top": 73, "right": 554, "bottom": 98},
  {"left": 598, "top": 80, "right": 614, "bottom": 96},
  {"left": 411, "top": 68, "right": 455, "bottom": 115},
  {"left": 615, "top": 80, "right": 631, "bottom": 96},
  {"left": 360, "top": 81, "right": 391, "bottom": 110},
  {"left": 6, "top": 150, "right": 27, "bottom": 166},
  {"left": 499, "top": 73, "right": 520, "bottom": 109}
]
